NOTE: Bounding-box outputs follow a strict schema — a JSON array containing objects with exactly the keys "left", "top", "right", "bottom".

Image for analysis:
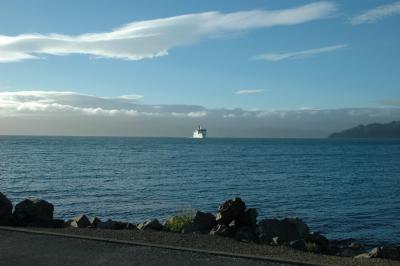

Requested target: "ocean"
[{"left": 1, "top": 136, "right": 399, "bottom": 246}]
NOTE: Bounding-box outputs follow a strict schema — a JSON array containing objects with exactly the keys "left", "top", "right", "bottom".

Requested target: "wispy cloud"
[
  {"left": 0, "top": 2, "right": 337, "bottom": 63},
  {"left": 254, "top": 44, "right": 348, "bottom": 61},
  {"left": 171, "top": 111, "right": 207, "bottom": 118},
  {"left": 235, "top": 89, "right": 264, "bottom": 95},
  {"left": 117, "top": 94, "right": 144, "bottom": 100},
  {"left": 351, "top": 1, "right": 400, "bottom": 25}
]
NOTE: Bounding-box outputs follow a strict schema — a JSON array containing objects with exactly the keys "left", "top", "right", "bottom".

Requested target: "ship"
[{"left": 193, "top": 125, "right": 207, "bottom": 138}]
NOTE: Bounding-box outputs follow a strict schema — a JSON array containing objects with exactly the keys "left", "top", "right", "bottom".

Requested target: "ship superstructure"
[{"left": 193, "top": 126, "right": 207, "bottom": 138}]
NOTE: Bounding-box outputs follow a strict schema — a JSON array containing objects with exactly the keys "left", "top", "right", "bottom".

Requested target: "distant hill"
[{"left": 329, "top": 121, "right": 400, "bottom": 138}]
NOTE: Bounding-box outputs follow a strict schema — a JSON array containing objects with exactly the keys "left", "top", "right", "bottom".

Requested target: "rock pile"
[{"left": 0, "top": 192, "right": 399, "bottom": 261}]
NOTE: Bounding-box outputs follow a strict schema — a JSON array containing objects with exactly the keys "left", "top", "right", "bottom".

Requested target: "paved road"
[{"left": 0, "top": 230, "right": 293, "bottom": 266}]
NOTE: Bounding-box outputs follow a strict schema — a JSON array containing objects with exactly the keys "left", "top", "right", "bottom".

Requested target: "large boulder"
[
  {"left": 0, "top": 192, "right": 13, "bottom": 226},
  {"left": 182, "top": 211, "right": 216, "bottom": 234},
  {"left": 137, "top": 219, "right": 163, "bottom": 231},
  {"left": 68, "top": 214, "right": 91, "bottom": 228},
  {"left": 256, "top": 218, "right": 307, "bottom": 243},
  {"left": 13, "top": 199, "right": 54, "bottom": 227},
  {"left": 216, "top": 197, "right": 246, "bottom": 225}
]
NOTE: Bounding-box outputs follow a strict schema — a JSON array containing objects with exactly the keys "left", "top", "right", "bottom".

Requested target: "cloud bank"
[
  {"left": 351, "top": 1, "right": 400, "bottom": 25},
  {"left": 254, "top": 44, "right": 348, "bottom": 61},
  {"left": 1, "top": 91, "right": 399, "bottom": 138},
  {"left": 0, "top": 2, "right": 337, "bottom": 62},
  {"left": 0, "top": 91, "right": 150, "bottom": 117}
]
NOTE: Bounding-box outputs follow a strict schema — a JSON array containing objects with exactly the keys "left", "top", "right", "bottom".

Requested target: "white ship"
[{"left": 193, "top": 125, "right": 207, "bottom": 139}]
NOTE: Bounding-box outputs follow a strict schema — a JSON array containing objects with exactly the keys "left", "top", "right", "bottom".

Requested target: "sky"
[{"left": 0, "top": 0, "right": 399, "bottom": 137}]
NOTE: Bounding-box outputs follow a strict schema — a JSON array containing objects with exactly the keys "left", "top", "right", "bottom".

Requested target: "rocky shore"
[{"left": 1, "top": 192, "right": 399, "bottom": 263}]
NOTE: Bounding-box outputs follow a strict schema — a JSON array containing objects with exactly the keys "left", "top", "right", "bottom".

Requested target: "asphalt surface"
[{"left": 0, "top": 230, "right": 295, "bottom": 266}]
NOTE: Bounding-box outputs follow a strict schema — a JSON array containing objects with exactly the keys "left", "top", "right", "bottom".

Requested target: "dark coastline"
[{"left": 329, "top": 121, "right": 400, "bottom": 139}]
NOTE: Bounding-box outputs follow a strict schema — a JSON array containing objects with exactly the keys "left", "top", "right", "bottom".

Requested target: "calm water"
[{"left": 1, "top": 136, "right": 399, "bottom": 245}]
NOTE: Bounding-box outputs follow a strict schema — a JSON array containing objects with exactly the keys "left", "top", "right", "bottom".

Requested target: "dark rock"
[
  {"left": 97, "top": 219, "right": 132, "bottom": 230},
  {"left": 125, "top": 223, "right": 137, "bottom": 230},
  {"left": 379, "top": 246, "right": 400, "bottom": 260},
  {"left": 210, "top": 224, "right": 233, "bottom": 237},
  {"left": 0, "top": 192, "right": 13, "bottom": 226},
  {"left": 69, "top": 214, "right": 91, "bottom": 228},
  {"left": 137, "top": 219, "right": 163, "bottom": 231},
  {"left": 234, "top": 208, "right": 258, "bottom": 229},
  {"left": 89, "top": 217, "right": 101, "bottom": 228},
  {"left": 305, "top": 232, "right": 330, "bottom": 253},
  {"left": 288, "top": 239, "right": 306, "bottom": 251},
  {"left": 216, "top": 197, "right": 246, "bottom": 225},
  {"left": 256, "top": 218, "right": 302, "bottom": 243},
  {"left": 182, "top": 211, "right": 216, "bottom": 234},
  {"left": 13, "top": 198, "right": 54, "bottom": 227},
  {"left": 284, "top": 218, "right": 309, "bottom": 239},
  {"left": 52, "top": 219, "right": 65, "bottom": 228},
  {"left": 234, "top": 226, "right": 258, "bottom": 243}
]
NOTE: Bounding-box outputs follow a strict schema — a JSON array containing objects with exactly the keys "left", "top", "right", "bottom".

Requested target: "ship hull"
[{"left": 192, "top": 133, "right": 206, "bottom": 138}]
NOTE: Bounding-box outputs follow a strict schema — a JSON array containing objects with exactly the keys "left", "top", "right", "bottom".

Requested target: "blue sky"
[
  {"left": 0, "top": 1, "right": 400, "bottom": 137},
  {"left": 0, "top": 0, "right": 399, "bottom": 110}
]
